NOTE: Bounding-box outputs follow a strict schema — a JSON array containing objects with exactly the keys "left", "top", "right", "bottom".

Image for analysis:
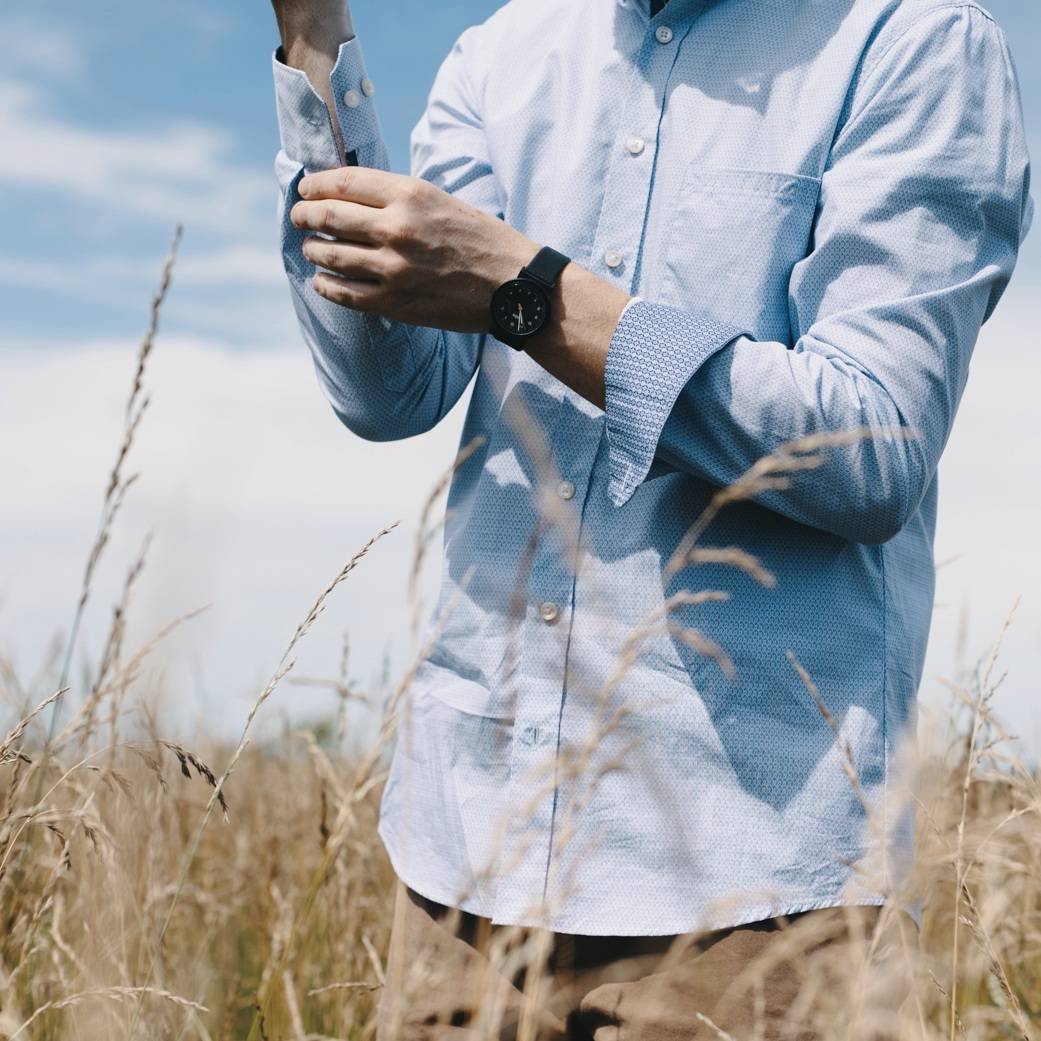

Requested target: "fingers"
[
  {"left": 290, "top": 195, "right": 385, "bottom": 242},
  {"left": 312, "top": 270, "right": 383, "bottom": 310},
  {"left": 292, "top": 165, "right": 443, "bottom": 317},
  {"left": 298, "top": 166, "right": 407, "bottom": 207},
  {"left": 301, "top": 236, "right": 389, "bottom": 280}
]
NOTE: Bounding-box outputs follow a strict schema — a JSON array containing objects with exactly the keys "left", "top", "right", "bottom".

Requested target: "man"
[{"left": 268, "top": 0, "right": 1031, "bottom": 1036}]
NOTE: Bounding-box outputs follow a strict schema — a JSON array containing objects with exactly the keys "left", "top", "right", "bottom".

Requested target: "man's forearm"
[
  {"left": 289, "top": 168, "right": 630, "bottom": 411},
  {"left": 273, "top": 2, "right": 356, "bottom": 160},
  {"left": 522, "top": 265, "right": 629, "bottom": 411}
]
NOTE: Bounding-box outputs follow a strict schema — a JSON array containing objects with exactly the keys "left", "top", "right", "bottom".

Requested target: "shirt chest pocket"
[{"left": 659, "top": 168, "right": 821, "bottom": 345}]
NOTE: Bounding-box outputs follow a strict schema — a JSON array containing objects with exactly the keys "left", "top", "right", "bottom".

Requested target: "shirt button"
[
  {"left": 539, "top": 602, "right": 560, "bottom": 625},
  {"left": 361, "top": 78, "right": 376, "bottom": 97},
  {"left": 655, "top": 25, "right": 674, "bottom": 44},
  {"left": 343, "top": 89, "right": 361, "bottom": 108},
  {"left": 626, "top": 136, "right": 646, "bottom": 156},
  {"left": 604, "top": 249, "right": 623, "bottom": 269},
  {"left": 521, "top": 726, "right": 540, "bottom": 746},
  {"left": 557, "top": 480, "right": 576, "bottom": 501}
]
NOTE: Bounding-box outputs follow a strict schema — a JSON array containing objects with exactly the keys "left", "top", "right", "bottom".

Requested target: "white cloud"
[
  {"left": 0, "top": 65, "right": 289, "bottom": 348},
  {"left": 176, "top": 247, "right": 286, "bottom": 287},
  {"left": 0, "top": 334, "right": 466, "bottom": 737},
  {"left": 926, "top": 292, "right": 1041, "bottom": 744},
  {"left": 0, "top": 81, "right": 273, "bottom": 236},
  {"left": 0, "top": 247, "right": 284, "bottom": 293},
  {"left": 0, "top": 256, "right": 134, "bottom": 311},
  {"left": 0, "top": 247, "right": 298, "bottom": 351},
  {"left": 0, "top": 15, "right": 85, "bottom": 80}
]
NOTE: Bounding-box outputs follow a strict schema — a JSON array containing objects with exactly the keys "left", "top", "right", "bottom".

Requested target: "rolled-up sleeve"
[
  {"left": 602, "top": 5, "right": 1032, "bottom": 544},
  {"left": 273, "top": 34, "right": 491, "bottom": 442},
  {"left": 604, "top": 304, "right": 743, "bottom": 504},
  {"left": 274, "top": 38, "right": 386, "bottom": 173}
]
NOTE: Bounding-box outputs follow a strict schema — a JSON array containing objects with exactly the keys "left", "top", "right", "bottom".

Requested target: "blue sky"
[
  {"left": 1, "top": 1, "right": 1039, "bottom": 742},
  {"left": 0, "top": 0, "right": 502, "bottom": 349},
  {"left": 1, "top": 0, "right": 1036, "bottom": 353}
]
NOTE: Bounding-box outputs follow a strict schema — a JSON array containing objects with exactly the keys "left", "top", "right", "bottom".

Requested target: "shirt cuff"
[
  {"left": 604, "top": 300, "right": 742, "bottom": 507},
  {"left": 618, "top": 295, "right": 643, "bottom": 319},
  {"left": 272, "top": 37, "right": 384, "bottom": 171}
]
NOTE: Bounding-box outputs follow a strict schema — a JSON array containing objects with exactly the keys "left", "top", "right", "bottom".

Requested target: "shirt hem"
[{"left": 378, "top": 817, "right": 907, "bottom": 937}]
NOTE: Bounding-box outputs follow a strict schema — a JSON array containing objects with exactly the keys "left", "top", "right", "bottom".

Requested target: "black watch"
[{"left": 489, "top": 246, "right": 572, "bottom": 350}]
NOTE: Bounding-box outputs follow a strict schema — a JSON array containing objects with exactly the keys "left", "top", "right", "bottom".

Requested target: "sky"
[{"left": 0, "top": 1, "right": 1039, "bottom": 747}]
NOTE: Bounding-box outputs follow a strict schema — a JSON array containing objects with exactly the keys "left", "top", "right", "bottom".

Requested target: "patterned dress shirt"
[{"left": 272, "top": 0, "right": 1031, "bottom": 935}]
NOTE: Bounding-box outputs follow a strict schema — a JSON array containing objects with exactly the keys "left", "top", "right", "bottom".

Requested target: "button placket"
[
  {"left": 504, "top": 23, "right": 699, "bottom": 919},
  {"left": 589, "top": 17, "right": 694, "bottom": 292},
  {"left": 527, "top": 405, "right": 601, "bottom": 621},
  {"left": 497, "top": 601, "right": 572, "bottom": 923},
  {"left": 496, "top": 700, "right": 559, "bottom": 922},
  {"left": 494, "top": 405, "right": 604, "bottom": 925}
]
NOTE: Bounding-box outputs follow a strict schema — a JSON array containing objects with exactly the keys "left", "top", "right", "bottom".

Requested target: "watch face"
[{"left": 491, "top": 279, "right": 549, "bottom": 338}]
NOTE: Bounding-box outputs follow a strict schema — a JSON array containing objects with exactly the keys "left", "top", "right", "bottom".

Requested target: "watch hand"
[{"left": 516, "top": 303, "right": 525, "bottom": 330}]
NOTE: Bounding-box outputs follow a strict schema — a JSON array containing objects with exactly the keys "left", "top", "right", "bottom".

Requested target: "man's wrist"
[
  {"left": 272, "top": 3, "right": 356, "bottom": 162},
  {"left": 521, "top": 263, "right": 631, "bottom": 409},
  {"left": 487, "top": 240, "right": 563, "bottom": 347},
  {"left": 275, "top": 7, "right": 354, "bottom": 66}
]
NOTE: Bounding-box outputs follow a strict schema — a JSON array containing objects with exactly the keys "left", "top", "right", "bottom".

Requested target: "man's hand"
[
  {"left": 292, "top": 167, "right": 538, "bottom": 333},
  {"left": 291, "top": 166, "right": 631, "bottom": 408}
]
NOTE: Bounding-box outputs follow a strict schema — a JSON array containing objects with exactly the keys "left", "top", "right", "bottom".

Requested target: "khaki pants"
[{"left": 377, "top": 882, "right": 914, "bottom": 1041}]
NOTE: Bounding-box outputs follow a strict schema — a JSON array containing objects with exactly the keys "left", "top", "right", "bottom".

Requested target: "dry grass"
[{"left": 1, "top": 242, "right": 1039, "bottom": 1041}]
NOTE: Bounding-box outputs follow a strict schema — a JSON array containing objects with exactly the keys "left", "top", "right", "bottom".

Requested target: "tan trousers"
[{"left": 377, "top": 882, "right": 914, "bottom": 1041}]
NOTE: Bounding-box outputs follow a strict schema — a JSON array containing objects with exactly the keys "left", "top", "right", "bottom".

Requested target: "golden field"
[{"left": 2, "top": 236, "right": 1039, "bottom": 1041}]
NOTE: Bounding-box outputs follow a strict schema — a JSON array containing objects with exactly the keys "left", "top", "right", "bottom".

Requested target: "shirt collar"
[{"left": 622, "top": 0, "right": 710, "bottom": 21}]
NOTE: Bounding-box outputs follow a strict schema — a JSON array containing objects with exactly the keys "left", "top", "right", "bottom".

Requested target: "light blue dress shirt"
[{"left": 273, "top": 0, "right": 1031, "bottom": 935}]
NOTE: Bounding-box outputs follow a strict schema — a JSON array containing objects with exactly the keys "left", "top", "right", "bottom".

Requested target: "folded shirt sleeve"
[
  {"left": 602, "top": 5, "right": 1033, "bottom": 544},
  {"left": 273, "top": 33, "right": 491, "bottom": 441},
  {"left": 274, "top": 38, "right": 386, "bottom": 173}
]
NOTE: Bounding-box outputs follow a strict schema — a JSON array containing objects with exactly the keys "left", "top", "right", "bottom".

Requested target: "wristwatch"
[{"left": 489, "top": 246, "right": 572, "bottom": 350}]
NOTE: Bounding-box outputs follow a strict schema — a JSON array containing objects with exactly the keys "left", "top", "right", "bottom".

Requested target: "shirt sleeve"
[
  {"left": 273, "top": 30, "right": 494, "bottom": 442},
  {"left": 603, "top": 5, "right": 1033, "bottom": 544}
]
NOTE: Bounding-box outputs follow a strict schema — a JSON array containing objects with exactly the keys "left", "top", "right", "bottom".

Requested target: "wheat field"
[{"left": 2, "top": 236, "right": 1039, "bottom": 1041}]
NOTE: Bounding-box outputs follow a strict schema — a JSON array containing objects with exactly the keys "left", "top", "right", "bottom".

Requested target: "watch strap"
[
  {"left": 520, "top": 246, "right": 571, "bottom": 290},
  {"left": 490, "top": 246, "right": 571, "bottom": 351}
]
